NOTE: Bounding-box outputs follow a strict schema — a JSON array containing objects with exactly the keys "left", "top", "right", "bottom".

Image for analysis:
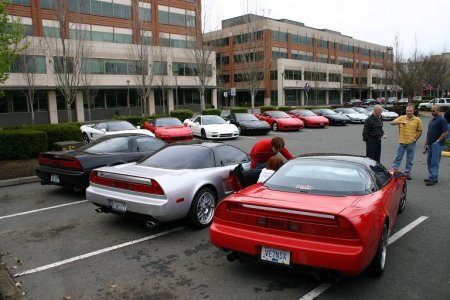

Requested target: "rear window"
[
  {"left": 265, "top": 159, "right": 372, "bottom": 196},
  {"left": 83, "top": 137, "right": 131, "bottom": 153},
  {"left": 139, "top": 145, "right": 215, "bottom": 169}
]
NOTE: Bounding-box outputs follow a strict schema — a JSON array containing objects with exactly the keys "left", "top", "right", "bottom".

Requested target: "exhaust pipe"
[
  {"left": 227, "top": 253, "right": 238, "bottom": 262},
  {"left": 95, "top": 207, "right": 106, "bottom": 213},
  {"left": 146, "top": 220, "right": 159, "bottom": 228}
]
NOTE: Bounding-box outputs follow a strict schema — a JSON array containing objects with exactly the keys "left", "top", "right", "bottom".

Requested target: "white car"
[
  {"left": 418, "top": 98, "right": 450, "bottom": 110},
  {"left": 81, "top": 120, "right": 154, "bottom": 143},
  {"left": 398, "top": 98, "right": 409, "bottom": 103},
  {"left": 183, "top": 115, "right": 239, "bottom": 139},
  {"left": 365, "top": 107, "right": 399, "bottom": 121},
  {"left": 334, "top": 108, "right": 368, "bottom": 123}
]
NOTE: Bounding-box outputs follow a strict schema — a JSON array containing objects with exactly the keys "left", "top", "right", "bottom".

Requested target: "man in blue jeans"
[
  {"left": 424, "top": 105, "right": 449, "bottom": 186},
  {"left": 391, "top": 105, "right": 423, "bottom": 180}
]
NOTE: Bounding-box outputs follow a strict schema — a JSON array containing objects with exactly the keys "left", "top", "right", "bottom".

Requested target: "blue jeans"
[
  {"left": 427, "top": 142, "right": 444, "bottom": 182},
  {"left": 392, "top": 143, "right": 416, "bottom": 175}
]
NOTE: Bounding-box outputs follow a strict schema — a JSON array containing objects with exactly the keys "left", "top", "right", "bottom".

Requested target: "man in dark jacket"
[{"left": 362, "top": 105, "right": 385, "bottom": 162}]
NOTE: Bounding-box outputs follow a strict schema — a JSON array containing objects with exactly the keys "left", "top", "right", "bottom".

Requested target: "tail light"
[
  {"left": 38, "top": 154, "right": 82, "bottom": 170},
  {"left": 90, "top": 171, "right": 164, "bottom": 195},
  {"left": 215, "top": 202, "right": 358, "bottom": 239},
  {"left": 228, "top": 171, "right": 242, "bottom": 192}
]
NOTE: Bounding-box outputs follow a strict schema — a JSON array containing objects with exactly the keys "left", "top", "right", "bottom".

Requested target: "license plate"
[
  {"left": 110, "top": 200, "right": 127, "bottom": 212},
  {"left": 50, "top": 174, "right": 60, "bottom": 183},
  {"left": 261, "top": 246, "right": 290, "bottom": 265}
]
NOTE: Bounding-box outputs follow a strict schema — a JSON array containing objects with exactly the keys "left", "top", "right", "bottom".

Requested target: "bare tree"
[
  {"left": 390, "top": 35, "right": 427, "bottom": 98},
  {"left": 153, "top": 46, "right": 171, "bottom": 114},
  {"left": 186, "top": 2, "right": 215, "bottom": 110},
  {"left": 80, "top": 61, "right": 98, "bottom": 122},
  {"left": 42, "top": 0, "right": 86, "bottom": 123},
  {"left": 423, "top": 53, "right": 450, "bottom": 97},
  {"left": 128, "top": 24, "right": 154, "bottom": 116}
]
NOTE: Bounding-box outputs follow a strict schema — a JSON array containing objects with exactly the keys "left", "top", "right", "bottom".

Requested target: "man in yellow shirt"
[{"left": 390, "top": 105, "right": 423, "bottom": 179}]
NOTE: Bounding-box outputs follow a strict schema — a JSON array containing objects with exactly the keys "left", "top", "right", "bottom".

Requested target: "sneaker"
[
  {"left": 424, "top": 178, "right": 430, "bottom": 182},
  {"left": 425, "top": 181, "right": 436, "bottom": 186}
]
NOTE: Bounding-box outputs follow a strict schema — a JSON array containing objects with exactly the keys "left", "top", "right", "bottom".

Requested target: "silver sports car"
[{"left": 86, "top": 142, "right": 250, "bottom": 229}]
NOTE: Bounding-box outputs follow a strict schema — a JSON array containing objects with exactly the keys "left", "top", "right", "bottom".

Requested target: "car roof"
[{"left": 295, "top": 153, "right": 375, "bottom": 167}]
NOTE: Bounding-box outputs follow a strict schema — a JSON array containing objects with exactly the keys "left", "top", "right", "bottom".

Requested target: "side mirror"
[
  {"left": 227, "top": 120, "right": 230, "bottom": 124},
  {"left": 136, "top": 125, "right": 141, "bottom": 129},
  {"left": 101, "top": 129, "right": 107, "bottom": 133},
  {"left": 194, "top": 122, "right": 200, "bottom": 126}
]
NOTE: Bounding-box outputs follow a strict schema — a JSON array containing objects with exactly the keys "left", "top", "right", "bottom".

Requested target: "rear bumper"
[
  {"left": 35, "top": 166, "right": 89, "bottom": 188},
  {"left": 210, "top": 221, "right": 366, "bottom": 276}
]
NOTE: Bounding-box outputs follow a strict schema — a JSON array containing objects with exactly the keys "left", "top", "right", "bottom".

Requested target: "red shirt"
[{"left": 250, "top": 139, "right": 293, "bottom": 169}]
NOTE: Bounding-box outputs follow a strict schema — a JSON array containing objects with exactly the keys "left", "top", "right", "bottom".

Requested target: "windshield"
[
  {"left": 269, "top": 111, "right": 290, "bottom": 118},
  {"left": 154, "top": 118, "right": 182, "bottom": 127},
  {"left": 265, "top": 158, "right": 372, "bottom": 196},
  {"left": 83, "top": 137, "right": 130, "bottom": 153},
  {"left": 139, "top": 145, "right": 215, "bottom": 169},
  {"left": 341, "top": 108, "right": 357, "bottom": 114},
  {"left": 202, "top": 115, "right": 227, "bottom": 125},
  {"left": 320, "top": 109, "right": 337, "bottom": 115},
  {"left": 299, "top": 110, "right": 315, "bottom": 116},
  {"left": 236, "top": 113, "right": 258, "bottom": 121},
  {"left": 108, "top": 121, "right": 136, "bottom": 131}
]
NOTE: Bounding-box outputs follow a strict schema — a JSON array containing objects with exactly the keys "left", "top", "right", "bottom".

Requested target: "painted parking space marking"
[
  {"left": 297, "top": 216, "right": 428, "bottom": 300},
  {"left": 238, "top": 135, "right": 257, "bottom": 139},
  {"left": 0, "top": 200, "right": 88, "bottom": 220},
  {"left": 13, "top": 226, "right": 186, "bottom": 277},
  {"left": 268, "top": 132, "right": 288, "bottom": 135}
]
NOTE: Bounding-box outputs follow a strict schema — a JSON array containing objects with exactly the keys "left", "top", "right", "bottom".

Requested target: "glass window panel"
[
  {"left": 114, "top": 33, "right": 132, "bottom": 44},
  {"left": 113, "top": 3, "right": 131, "bottom": 19},
  {"left": 153, "top": 61, "right": 167, "bottom": 75},
  {"left": 186, "top": 14, "right": 195, "bottom": 27},
  {"left": 101, "top": 2, "right": 113, "bottom": 16},
  {"left": 91, "top": 0, "right": 102, "bottom": 14},
  {"left": 12, "top": 0, "right": 31, "bottom": 5},
  {"left": 158, "top": 10, "right": 169, "bottom": 24},
  {"left": 139, "top": 7, "right": 151, "bottom": 21}
]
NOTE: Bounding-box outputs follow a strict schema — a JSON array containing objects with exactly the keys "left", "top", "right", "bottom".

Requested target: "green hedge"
[
  {"left": 111, "top": 115, "right": 144, "bottom": 127},
  {"left": 23, "top": 124, "right": 82, "bottom": 151},
  {"left": 277, "top": 106, "right": 293, "bottom": 112},
  {"left": 170, "top": 109, "right": 193, "bottom": 121},
  {"left": 259, "top": 106, "right": 277, "bottom": 113},
  {"left": 201, "top": 109, "right": 221, "bottom": 116},
  {"left": 0, "top": 130, "right": 47, "bottom": 160},
  {"left": 230, "top": 107, "right": 248, "bottom": 113}
]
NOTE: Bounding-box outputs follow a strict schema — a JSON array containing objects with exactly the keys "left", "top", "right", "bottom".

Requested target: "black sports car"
[
  {"left": 226, "top": 113, "right": 270, "bottom": 135},
  {"left": 312, "top": 108, "right": 349, "bottom": 126},
  {"left": 36, "top": 133, "right": 166, "bottom": 191}
]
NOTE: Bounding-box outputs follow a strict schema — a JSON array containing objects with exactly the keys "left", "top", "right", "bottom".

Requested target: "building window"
[
  {"left": 139, "top": 6, "right": 151, "bottom": 22},
  {"left": 158, "top": 6, "right": 195, "bottom": 28},
  {"left": 12, "top": 0, "right": 31, "bottom": 5},
  {"left": 9, "top": 56, "right": 46, "bottom": 74},
  {"left": 53, "top": 57, "right": 74, "bottom": 74},
  {"left": 328, "top": 73, "right": 341, "bottom": 82},
  {"left": 292, "top": 34, "right": 311, "bottom": 45},
  {"left": 272, "top": 30, "right": 288, "bottom": 42},
  {"left": 105, "top": 59, "right": 128, "bottom": 75},
  {"left": 284, "top": 70, "right": 302, "bottom": 80},
  {"left": 316, "top": 39, "right": 328, "bottom": 48},
  {"left": 153, "top": 61, "right": 168, "bottom": 75}
]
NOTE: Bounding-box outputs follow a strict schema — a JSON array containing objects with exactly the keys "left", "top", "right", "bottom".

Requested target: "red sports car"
[
  {"left": 254, "top": 111, "right": 304, "bottom": 131},
  {"left": 211, "top": 154, "right": 407, "bottom": 277},
  {"left": 288, "top": 109, "right": 329, "bottom": 128},
  {"left": 144, "top": 117, "right": 193, "bottom": 143}
]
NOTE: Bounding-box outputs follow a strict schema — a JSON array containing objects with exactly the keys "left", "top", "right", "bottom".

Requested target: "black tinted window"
[
  {"left": 139, "top": 145, "right": 215, "bottom": 169},
  {"left": 370, "top": 162, "right": 391, "bottom": 188},
  {"left": 108, "top": 121, "right": 136, "bottom": 131},
  {"left": 135, "top": 136, "right": 166, "bottom": 152},
  {"left": 155, "top": 118, "right": 182, "bottom": 127},
  {"left": 215, "top": 145, "right": 249, "bottom": 166},
  {"left": 265, "top": 159, "right": 372, "bottom": 196},
  {"left": 84, "top": 137, "right": 131, "bottom": 153}
]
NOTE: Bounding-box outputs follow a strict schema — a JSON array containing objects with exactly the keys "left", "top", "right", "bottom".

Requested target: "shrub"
[
  {"left": 24, "top": 124, "right": 82, "bottom": 151},
  {"left": 277, "top": 106, "right": 292, "bottom": 112},
  {"left": 201, "top": 109, "right": 221, "bottom": 116},
  {"left": 445, "top": 139, "right": 450, "bottom": 152},
  {"left": 230, "top": 107, "right": 248, "bottom": 113},
  {"left": 111, "top": 115, "right": 144, "bottom": 127},
  {"left": 170, "top": 109, "right": 193, "bottom": 122},
  {"left": 259, "top": 106, "right": 277, "bottom": 113},
  {"left": 0, "top": 129, "right": 47, "bottom": 160}
]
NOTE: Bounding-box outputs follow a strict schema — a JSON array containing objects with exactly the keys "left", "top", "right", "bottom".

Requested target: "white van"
[{"left": 418, "top": 98, "right": 450, "bottom": 109}]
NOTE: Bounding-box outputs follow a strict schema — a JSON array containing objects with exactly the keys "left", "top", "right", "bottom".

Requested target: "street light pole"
[
  {"left": 126, "top": 80, "right": 130, "bottom": 116},
  {"left": 174, "top": 71, "right": 178, "bottom": 110}
]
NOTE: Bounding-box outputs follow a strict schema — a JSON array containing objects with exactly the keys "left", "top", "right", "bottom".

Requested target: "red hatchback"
[
  {"left": 211, "top": 154, "right": 407, "bottom": 277},
  {"left": 254, "top": 111, "right": 304, "bottom": 131},
  {"left": 144, "top": 117, "right": 193, "bottom": 143},
  {"left": 288, "top": 109, "right": 329, "bottom": 128}
]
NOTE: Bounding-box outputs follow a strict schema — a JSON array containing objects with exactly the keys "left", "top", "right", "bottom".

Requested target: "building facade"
[
  {"left": 2, "top": 0, "right": 217, "bottom": 127},
  {"left": 205, "top": 14, "right": 396, "bottom": 108}
]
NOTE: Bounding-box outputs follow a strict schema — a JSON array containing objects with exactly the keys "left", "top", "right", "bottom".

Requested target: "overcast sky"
[{"left": 204, "top": 0, "right": 450, "bottom": 56}]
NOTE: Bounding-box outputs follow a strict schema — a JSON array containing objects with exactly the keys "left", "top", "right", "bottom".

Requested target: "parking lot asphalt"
[{"left": 1, "top": 113, "right": 449, "bottom": 299}]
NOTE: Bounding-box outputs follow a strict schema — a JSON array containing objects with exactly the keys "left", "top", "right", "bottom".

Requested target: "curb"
[
  {"left": 0, "top": 263, "right": 26, "bottom": 300},
  {"left": 0, "top": 176, "right": 40, "bottom": 188}
]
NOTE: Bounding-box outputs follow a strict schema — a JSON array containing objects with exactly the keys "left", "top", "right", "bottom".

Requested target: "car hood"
[
  {"left": 156, "top": 126, "right": 192, "bottom": 135},
  {"left": 203, "top": 124, "right": 238, "bottom": 131},
  {"left": 303, "top": 116, "right": 328, "bottom": 122},
  {"left": 274, "top": 118, "right": 302, "bottom": 124},
  {"left": 239, "top": 120, "right": 270, "bottom": 127},
  {"left": 232, "top": 185, "right": 362, "bottom": 215},
  {"left": 105, "top": 129, "right": 155, "bottom": 137}
]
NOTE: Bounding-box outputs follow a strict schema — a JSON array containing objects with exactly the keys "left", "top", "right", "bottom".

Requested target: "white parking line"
[
  {"left": 0, "top": 200, "right": 89, "bottom": 220},
  {"left": 297, "top": 216, "right": 428, "bottom": 300},
  {"left": 268, "top": 132, "right": 288, "bottom": 135},
  {"left": 13, "top": 226, "right": 186, "bottom": 277},
  {"left": 238, "top": 136, "right": 257, "bottom": 139}
]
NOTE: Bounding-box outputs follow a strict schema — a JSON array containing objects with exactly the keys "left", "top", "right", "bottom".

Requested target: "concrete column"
[
  {"left": 301, "top": 90, "right": 305, "bottom": 106},
  {"left": 76, "top": 90, "right": 85, "bottom": 123},
  {"left": 340, "top": 89, "right": 344, "bottom": 105},
  {"left": 264, "top": 97, "right": 271, "bottom": 106},
  {"left": 325, "top": 90, "right": 329, "bottom": 105},
  {"left": 212, "top": 89, "right": 218, "bottom": 109},
  {"left": 168, "top": 89, "right": 174, "bottom": 112},
  {"left": 148, "top": 90, "right": 155, "bottom": 116},
  {"left": 48, "top": 90, "right": 58, "bottom": 124}
]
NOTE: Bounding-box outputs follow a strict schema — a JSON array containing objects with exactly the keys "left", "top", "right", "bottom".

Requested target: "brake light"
[
  {"left": 38, "top": 154, "right": 82, "bottom": 170},
  {"left": 215, "top": 202, "right": 358, "bottom": 239},
  {"left": 90, "top": 171, "right": 164, "bottom": 195}
]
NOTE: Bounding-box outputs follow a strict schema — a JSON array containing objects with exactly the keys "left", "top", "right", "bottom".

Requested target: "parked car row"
[{"left": 35, "top": 129, "right": 408, "bottom": 279}]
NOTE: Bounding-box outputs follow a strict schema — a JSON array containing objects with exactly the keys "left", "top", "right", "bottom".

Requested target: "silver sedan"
[{"left": 86, "top": 142, "right": 250, "bottom": 229}]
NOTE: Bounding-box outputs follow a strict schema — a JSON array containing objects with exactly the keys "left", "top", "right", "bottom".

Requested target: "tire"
[
  {"left": 82, "top": 132, "right": 90, "bottom": 144},
  {"left": 398, "top": 182, "right": 407, "bottom": 214},
  {"left": 201, "top": 129, "right": 207, "bottom": 140},
  {"left": 187, "top": 187, "right": 217, "bottom": 229},
  {"left": 369, "top": 223, "right": 388, "bottom": 277},
  {"left": 237, "top": 126, "right": 242, "bottom": 135},
  {"left": 272, "top": 122, "right": 279, "bottom": 131}
]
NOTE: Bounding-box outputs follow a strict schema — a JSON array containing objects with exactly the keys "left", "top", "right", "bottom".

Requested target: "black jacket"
[{"left": 362, "top": 114, "right": 384, "bottom": 141}]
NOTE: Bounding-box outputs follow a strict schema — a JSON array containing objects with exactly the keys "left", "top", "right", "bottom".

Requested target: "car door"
[
  {"left": 190, "top": 116, "right": 202, "bottom": 136},
  {"left": 91, "top": 123, "right": 107, "bottom": 140}
]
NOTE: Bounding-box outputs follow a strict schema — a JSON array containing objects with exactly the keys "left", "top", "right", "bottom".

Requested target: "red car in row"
[
  {"left": 144, "top": 117, "right": 193, "bottom": 143},
  {"left": 254, "top": 111, "right": 304, "bottom": 131},
  {"left": 288, "top": 109, "right": 329, "bottom": 128}
]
